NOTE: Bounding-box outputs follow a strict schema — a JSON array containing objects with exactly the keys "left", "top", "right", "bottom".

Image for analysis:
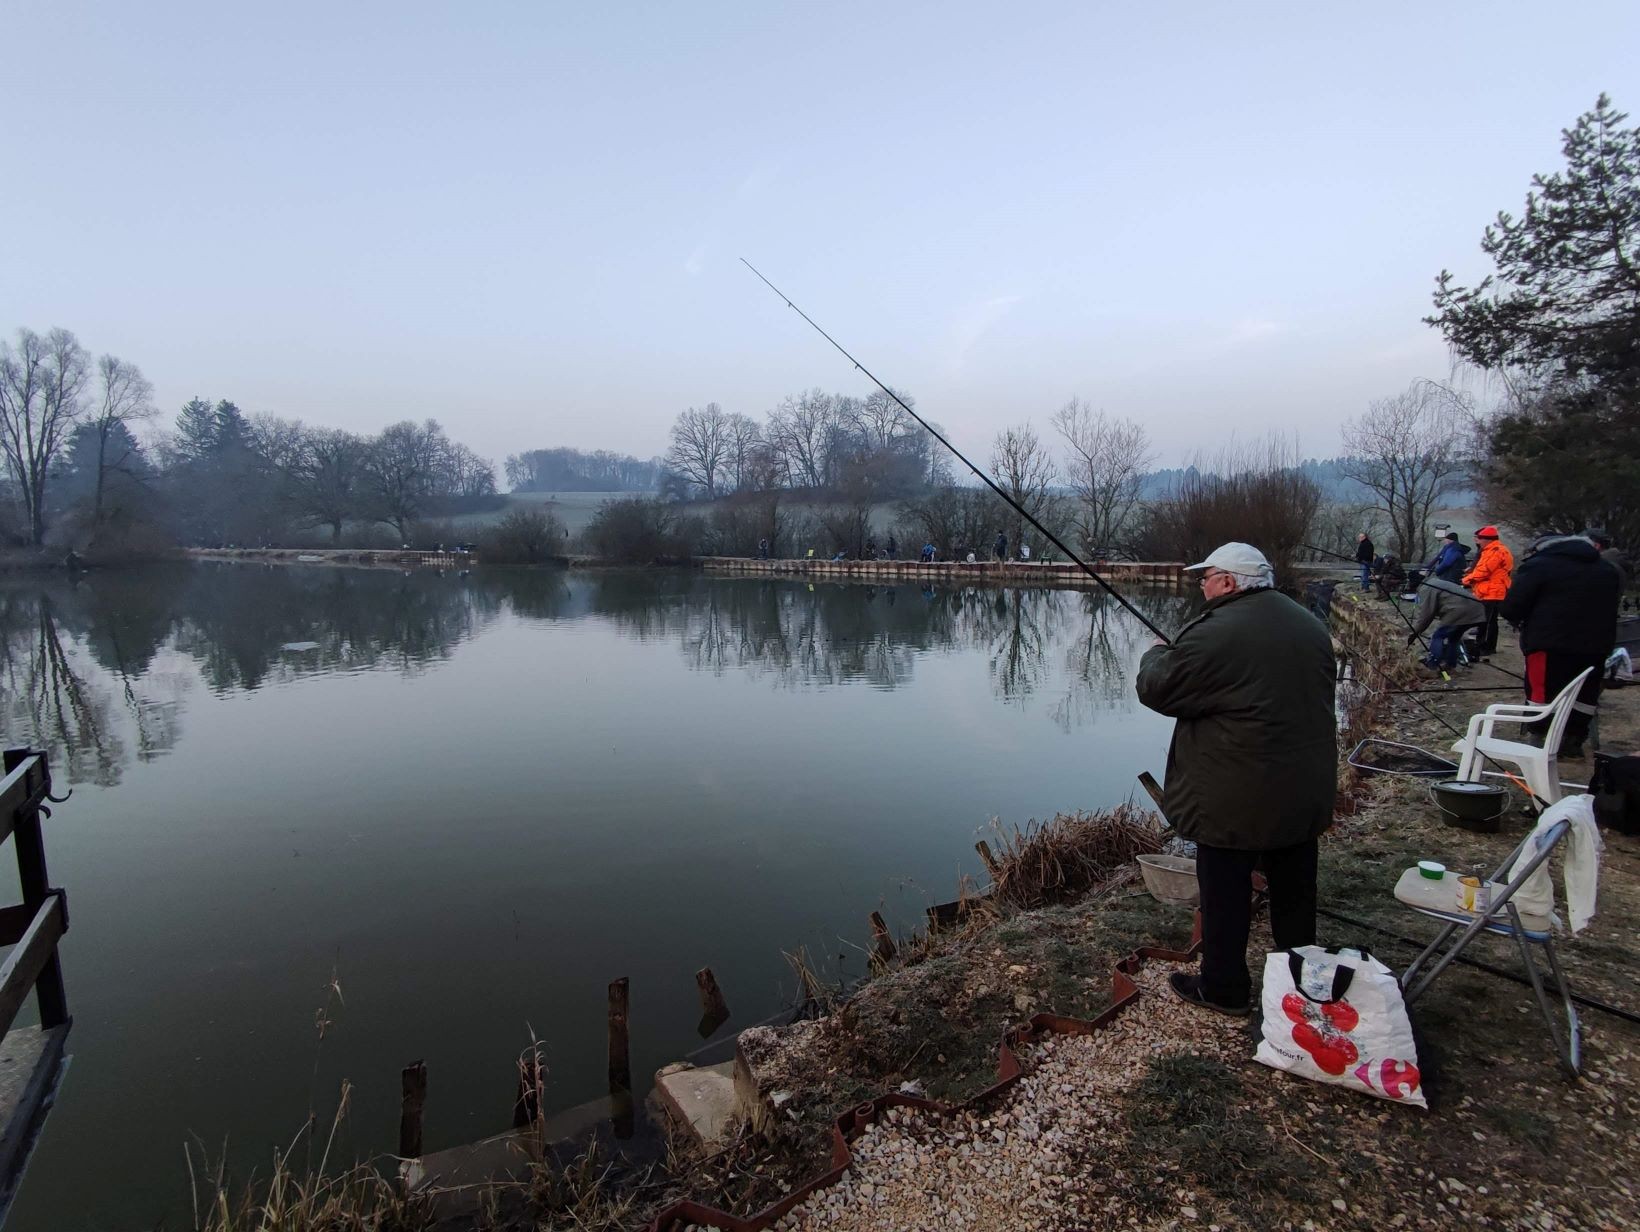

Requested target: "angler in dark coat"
[
  {"left": 1501, "top": 533, "right": 1622, "bottom": 758},
  {"left": 1136, "top": 542, "right": 1337, "bottom": 1015},
  {"left": 1407, "top": 575, "right": 1486, "bottom": 672}
]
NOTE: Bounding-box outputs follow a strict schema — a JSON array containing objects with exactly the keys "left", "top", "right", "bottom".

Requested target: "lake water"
[{"left": 0, "top": 563, "right": 1189, "bottom": 1230}]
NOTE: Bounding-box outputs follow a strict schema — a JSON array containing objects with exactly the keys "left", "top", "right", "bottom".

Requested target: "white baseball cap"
[{"left": 1183, "top": 542, "right": 1273, "bottom": 576}]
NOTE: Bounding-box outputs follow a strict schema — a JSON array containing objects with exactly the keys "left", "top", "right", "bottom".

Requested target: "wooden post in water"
[
  {"left": 607, "top": 977, "right": 633, "bottom": 1138},
  {"left": 607, "top": 977, "right": 630, "bottom": 1093},
  {"left": 399, "top": 1061, "right": 426, "bottom": 1159},
  {"left": 868, "top": 911, "right": 896, "bottom": 964},
  {"left": 974, "top": 840, "right": 1000, "bottom": 880},
  {"left": 695, "top": 966, "right": 730, "bottom": 1037}
]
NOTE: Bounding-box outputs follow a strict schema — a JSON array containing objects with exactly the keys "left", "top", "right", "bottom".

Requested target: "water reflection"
[{"left": 0, "top": 564, "right": 1192, "bottom": 784}]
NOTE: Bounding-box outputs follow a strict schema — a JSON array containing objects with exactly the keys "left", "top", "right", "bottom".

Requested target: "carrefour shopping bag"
[{"left": 1254, "top": 946, "right": 1426, "bottom": 1108}]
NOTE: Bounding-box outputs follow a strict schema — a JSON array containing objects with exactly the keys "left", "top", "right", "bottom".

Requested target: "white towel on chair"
[{"left": 1507, "top": 794, "right": 1603, "bottom": 932}]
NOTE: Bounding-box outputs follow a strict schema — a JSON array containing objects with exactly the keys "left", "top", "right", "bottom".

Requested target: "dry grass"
[
  {"left": 519, "top": 1138, "right": 643, "bottom": 1231},
  {"left": 187, "top": 1087, "right": 435, "bottom": 1232},
  {"left": 985, "top": 805, "right": 1166, "bottom": 909}
]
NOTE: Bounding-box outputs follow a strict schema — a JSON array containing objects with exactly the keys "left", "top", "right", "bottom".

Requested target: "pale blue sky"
[{"left": 5, "top": 1, "right": 1636, "bottom": 471}]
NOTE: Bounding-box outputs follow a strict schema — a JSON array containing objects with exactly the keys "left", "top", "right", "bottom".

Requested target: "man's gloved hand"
[{"left": 1405, "top": 632, "right": 1419, "bottom": 647}]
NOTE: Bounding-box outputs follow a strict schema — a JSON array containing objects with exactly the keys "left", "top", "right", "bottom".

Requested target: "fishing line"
[
  {"left": 1387, "top": 686, "right": 1522, "bottom": 695},
  {"left": 1384, "top": 588, "right": 1528, "bottom": 683},
  {"left": 741, "top": 259, "right": 1173, "bottom": 643},
  {"left": 1332, "top": 620, "right": 1556, "bottom": 808}
]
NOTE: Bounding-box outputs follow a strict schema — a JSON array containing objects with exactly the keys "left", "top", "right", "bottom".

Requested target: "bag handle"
[{"left": 1287, "top": 948, "right": 1365, "bottom": 1003}]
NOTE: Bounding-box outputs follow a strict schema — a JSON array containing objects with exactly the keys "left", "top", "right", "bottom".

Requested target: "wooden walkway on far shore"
[{"left": 698, "top": 556, "right": 1188, "bottom": 590}]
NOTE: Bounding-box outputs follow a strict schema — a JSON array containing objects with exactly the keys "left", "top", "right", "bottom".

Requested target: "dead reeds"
[
  {"left": 187, "top": 1086, "right": 435, "bottom": 1232},
  {"left": 984, "top": 804, "right": 1166, "bottom": 910}
]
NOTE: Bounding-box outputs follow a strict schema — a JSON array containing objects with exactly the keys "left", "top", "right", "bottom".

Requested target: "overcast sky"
[{"left": 5, "top": 1, "right": 1635, "bottom": 475}]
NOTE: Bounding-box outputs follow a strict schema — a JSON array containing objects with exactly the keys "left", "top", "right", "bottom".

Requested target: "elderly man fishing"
[{"left": 1136, "top": 543, "right": 1337, "bottom": 1015}]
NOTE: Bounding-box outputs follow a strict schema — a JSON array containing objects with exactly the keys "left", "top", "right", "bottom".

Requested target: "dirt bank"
[{"left": 647, "top": 586, "right": 1640, "bottom": 1232}]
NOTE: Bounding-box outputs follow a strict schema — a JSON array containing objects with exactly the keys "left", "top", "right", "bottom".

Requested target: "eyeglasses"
[{"left": 1198, "top": 570, "right": 1225, "bottom": 588}]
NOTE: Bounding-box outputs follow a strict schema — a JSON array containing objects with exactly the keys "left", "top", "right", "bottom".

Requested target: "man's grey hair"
[{"left": 1226, "top": 568, "right": 1274, "bottom": 592}]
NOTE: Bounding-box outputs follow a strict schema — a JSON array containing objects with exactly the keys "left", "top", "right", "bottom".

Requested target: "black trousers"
[
  {"left": 1525, "top": 650, "right": 1604, "bottom": 750},
  {"left": 1478, "top": 600, "right": 1503, "bottom": 654},
  {"left": 1196, "top": 839, "right": 1319, "bottom": 1006}
]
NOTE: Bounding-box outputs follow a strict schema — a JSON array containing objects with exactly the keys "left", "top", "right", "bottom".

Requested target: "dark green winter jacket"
[{"left": 1135, "top": 586, "right": 1337, "bottom": 850}]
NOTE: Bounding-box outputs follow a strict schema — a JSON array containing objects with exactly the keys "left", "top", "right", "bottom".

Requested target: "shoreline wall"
[
  {"left": 699, "top": 556, "right": 1187, "bottom": 591},
  {"left": 188, "top": 547, "right": 475, "bottom": 569}
]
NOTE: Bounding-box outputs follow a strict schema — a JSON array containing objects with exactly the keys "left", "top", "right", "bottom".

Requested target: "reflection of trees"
[
  {"left": 0, "top": 590, "right": 125, "bottom": 786},
  {"left": 588, "top": 575, "right": 924, "bottom": 690},
  {"left": 578, "top": 573, "right": 1185, "bottom": 706},
  {"left": 984, "top": 589, "right": 1057, "bottom": 703},
  {"left": 0, "top": 565, "right": 502, "bottom": 784},
  {"left": 0, "top": 564, "right": 1194, "bottom": 786},
  {"left": 1051, "top": 590, "right": 1194, "bottom": 731},
  {"left": 171, "top": 566, "right": 491, "bottom": 690}
]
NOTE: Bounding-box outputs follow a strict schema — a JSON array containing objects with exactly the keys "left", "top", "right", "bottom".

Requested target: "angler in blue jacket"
[{"left": 1425, "top": 532, "right": 1470, "bottom": 582}]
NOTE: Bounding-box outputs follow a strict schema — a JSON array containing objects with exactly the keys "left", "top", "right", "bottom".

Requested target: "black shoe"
[{"left": 1168, "top": 971, "right": 1250, "bottom": 1017}]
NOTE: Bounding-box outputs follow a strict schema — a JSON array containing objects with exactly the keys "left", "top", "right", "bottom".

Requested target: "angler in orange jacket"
[{"left": 1463, "top": 526, "right": 1513, "bottom": 655}]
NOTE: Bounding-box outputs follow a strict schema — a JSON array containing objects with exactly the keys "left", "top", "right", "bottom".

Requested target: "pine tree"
[
  {"left": 1428, "top": 94, "right": 1639, "bottom": 380},
  {"left": 1429, "top": 96, "right": 1640, "bottom": 545}
]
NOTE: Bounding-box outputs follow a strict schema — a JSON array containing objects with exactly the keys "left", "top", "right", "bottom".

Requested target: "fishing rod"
[
  {"left": 741, "top": 259, "right": 1173, "bottom": 643},
  {"left": 1303, "top": 541, "right": 1361, "bottom": 564}
]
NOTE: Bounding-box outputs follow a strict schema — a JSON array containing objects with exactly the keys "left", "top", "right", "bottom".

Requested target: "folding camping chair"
[{"left": 1394, "top": 816, "right": 1583, "bottom": 1076}]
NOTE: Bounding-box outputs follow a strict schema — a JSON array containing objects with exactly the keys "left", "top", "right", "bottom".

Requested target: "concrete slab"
[
  {"left": 652, "top": 1061, "right": 738, "bottom": 1147},
  {"left": 403, "top": 1090, "right": 617, "bottom": 1200}
]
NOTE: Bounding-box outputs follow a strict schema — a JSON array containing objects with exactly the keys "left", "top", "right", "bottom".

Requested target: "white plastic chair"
[{"left": 1449, "top": 667, "right": 1595, "bottom": 806}]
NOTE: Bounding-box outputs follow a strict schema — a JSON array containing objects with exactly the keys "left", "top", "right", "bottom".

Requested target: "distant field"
[
  {"left": 435, "top": 496, "right": 1496, "bottom": 554},
  {"left": 438, "top": 491, "right": 633, "bottom": 535}
]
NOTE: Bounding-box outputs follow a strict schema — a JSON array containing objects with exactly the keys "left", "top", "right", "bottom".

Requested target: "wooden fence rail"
[{"left": 0, "top": 748, "right": 72, "bottom": 1222}]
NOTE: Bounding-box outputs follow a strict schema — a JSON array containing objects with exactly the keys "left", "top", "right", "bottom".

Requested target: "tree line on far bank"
[{"left": 0, "top": 333, "right": 502, "bottom": 557}]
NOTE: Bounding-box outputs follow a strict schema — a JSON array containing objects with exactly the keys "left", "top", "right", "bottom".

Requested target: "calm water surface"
[{"left": 0, "top": 563, "right": 1187, "bottom": 1230}]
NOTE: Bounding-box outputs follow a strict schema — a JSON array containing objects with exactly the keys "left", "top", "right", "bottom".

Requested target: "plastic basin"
[{"left": 1137, "top": 853, "right": 1199, "bottom": 905}]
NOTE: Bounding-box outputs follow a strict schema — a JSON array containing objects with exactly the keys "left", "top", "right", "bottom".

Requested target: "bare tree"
[
  {"left": 1050, "top": 398, "right": 1152, "bottom": 558},
  {"left": 439, "top": 442, "right": 498, "bottom": 498},
  {"left": 989, "top": 422, "right": 1057, "bottom": 551},
  {"left": 1131, "top": 436, "right": 1322, "bottom": 583},
  {"left": 0, "top": 328, "right": 91, "bottom": 544},
  {"left": 367, "top": 419, "right": 446, "bottom": 540},
  {"left": 85, "top": 355, "right": 156, "bottom": 527},
  {"left": 766, "top": 390, "right": 836, "bottom": 489},
  {"left": 1341, "top": 382, "right": 1472, "bottom": 562},
  {"left": 298, "top": 427, "right": 371, "bottom": 542},
  {"left": 665, "top": 403, "right": 730, "bottom": 498},
  {"left": 856, "top": 388, "right": 914, "bottom": 451},
  {"left": 900, "top": 483, "right": 994, "bottom": 558},
  {"left": 724, "top": 412, "right": 762, "bottom": 493}
]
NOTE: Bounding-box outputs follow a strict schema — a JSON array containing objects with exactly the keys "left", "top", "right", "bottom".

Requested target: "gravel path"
[{"left": 683, "top": 962, "right": 1244, "bottom": 1232}]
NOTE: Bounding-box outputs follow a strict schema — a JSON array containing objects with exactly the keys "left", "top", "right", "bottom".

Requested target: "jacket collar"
[
  {"left": 1421, "top": 576, "right": 1472, "bottom": 598},
  {"left": 1203, "top": 584, "right": 1272, "bottom": 614}
]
